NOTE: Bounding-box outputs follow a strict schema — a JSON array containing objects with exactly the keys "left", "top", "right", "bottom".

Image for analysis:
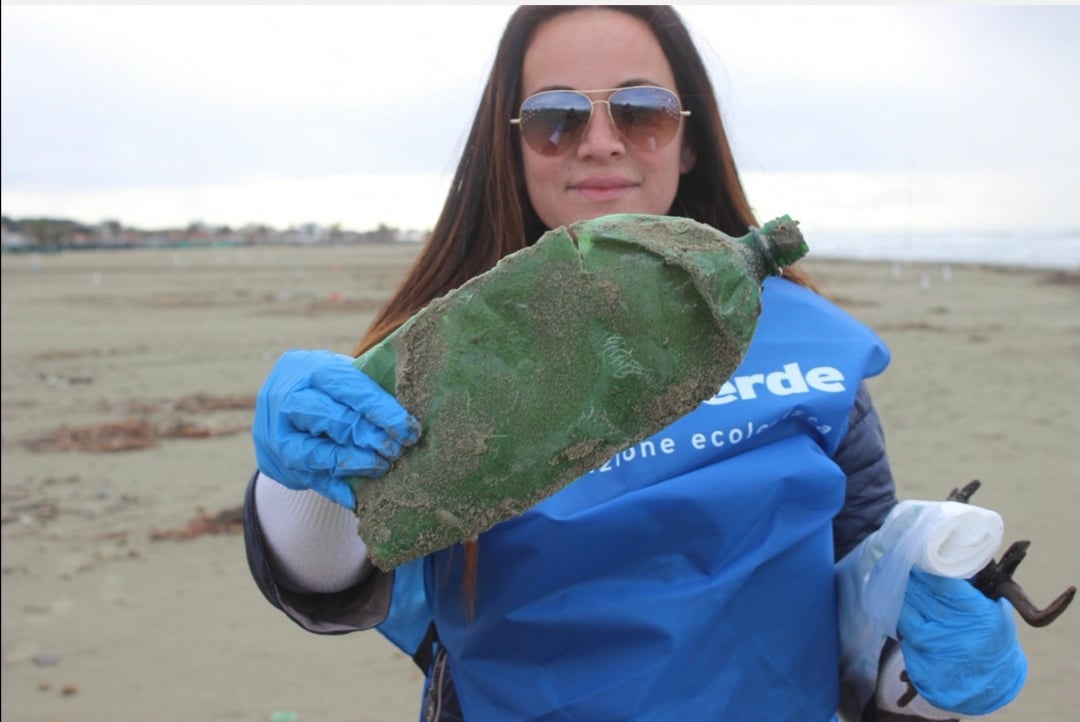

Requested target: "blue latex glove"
[
  {"left": 253, "top": 349, "right": 421, "bottom": 509},
  {"left": 898, "top": 567, "right": 1027, "bottom": 716}
]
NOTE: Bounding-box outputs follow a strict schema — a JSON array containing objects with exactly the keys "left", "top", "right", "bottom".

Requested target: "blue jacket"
[{"left": 244, "top": 278, "right": 898, "bottom": 721}]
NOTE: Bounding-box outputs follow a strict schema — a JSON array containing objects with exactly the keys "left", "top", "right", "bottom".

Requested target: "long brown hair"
[{"left": 353, "top": 5, "right": 817, "bottom": 609}]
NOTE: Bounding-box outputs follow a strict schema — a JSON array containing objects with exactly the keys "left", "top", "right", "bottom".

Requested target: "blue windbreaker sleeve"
[
  {"left": 831, "top": 382, "right": 898, "bottom": 561},
  {"left": 241, "top": 469, "right": 395, "bottom": 634}
]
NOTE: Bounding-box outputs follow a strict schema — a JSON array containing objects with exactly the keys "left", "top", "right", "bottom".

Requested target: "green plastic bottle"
[{"left": 353, "top": 213, "right": 808, "bottom": 569}]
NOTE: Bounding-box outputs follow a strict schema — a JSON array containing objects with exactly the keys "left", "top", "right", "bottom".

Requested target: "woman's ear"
[{"left": 680, "top": 141, "right": 697, "bottom": 174}]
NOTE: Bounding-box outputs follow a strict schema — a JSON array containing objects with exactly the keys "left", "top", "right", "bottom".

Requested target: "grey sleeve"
[{"left": 242, "top": 469, "right": 395, "bottom": 634}]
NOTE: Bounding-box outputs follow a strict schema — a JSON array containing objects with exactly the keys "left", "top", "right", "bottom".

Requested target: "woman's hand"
[
  {"left": 252, "top": 349, "right": 421, "bottom": 509},
  {"left": 898, "top": 568, "right": 1027, "bottom": 716}
]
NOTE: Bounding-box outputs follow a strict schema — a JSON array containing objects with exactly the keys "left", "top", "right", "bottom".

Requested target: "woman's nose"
[{"left": 577, "top": 101, "right": 625, "bottom": 158}]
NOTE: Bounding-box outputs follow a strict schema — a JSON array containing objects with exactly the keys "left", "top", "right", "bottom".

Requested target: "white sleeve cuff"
[
  {"left": 253, "top": 472, "right": 373, "bottom": 593},
  {"left": 876, "top": 646, "right": 961, "bottom": 720}
]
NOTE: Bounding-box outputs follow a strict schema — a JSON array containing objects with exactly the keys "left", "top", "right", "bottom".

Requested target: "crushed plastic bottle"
[{"left": 353, "top": 213, "right": 808, "bottom": 568}]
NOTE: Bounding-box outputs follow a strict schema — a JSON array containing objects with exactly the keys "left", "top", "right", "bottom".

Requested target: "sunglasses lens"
[
  {"left": 609, "top": 87, "right": 684, "bottom": 152},
  {"left": 518, "top": 91, "right": 594, "bottom": 156},
  {"left": 515, "top": 87, "right": 686, "bottom": 155}
]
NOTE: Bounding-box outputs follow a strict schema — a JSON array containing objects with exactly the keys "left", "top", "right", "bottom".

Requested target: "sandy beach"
[{"left": 2, "top": 242, "right": 1077, "bottom": 722}]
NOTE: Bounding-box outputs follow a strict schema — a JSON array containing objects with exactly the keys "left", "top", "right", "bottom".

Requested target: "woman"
[{"left": 245, "top": 7, "right": 1026, "bottom": 721}]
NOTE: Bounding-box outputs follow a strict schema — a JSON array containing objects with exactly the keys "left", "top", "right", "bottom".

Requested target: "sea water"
[{"left": 803, "top": 230, "right": 1080, "bottom": 270}]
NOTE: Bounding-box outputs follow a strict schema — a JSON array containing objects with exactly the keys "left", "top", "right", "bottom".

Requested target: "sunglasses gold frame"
[{"left": 510, "top": 86, "right": 690, "bottom": 153}]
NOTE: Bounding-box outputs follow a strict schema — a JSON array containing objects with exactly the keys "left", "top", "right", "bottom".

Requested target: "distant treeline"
[{"left": 0, "top": 215, "right": 426, "bottom": 252}]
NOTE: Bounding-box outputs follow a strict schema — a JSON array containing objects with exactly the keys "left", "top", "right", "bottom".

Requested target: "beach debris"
[
  {"left": 0, "top": 498, "right": 59, "bottom": 526},
  {"left": 24, "top": 419, "right": 159, "bottom": 453},
  {"left": 947, "top": 480, "right": 1076, "bottom": 627},
  {"left": 149, "top": 505, "right": 243, "bottom": 541},
  {"left": 268, "top": 712, "right": 300, "bottom": 722},
  {"left": 20, "top": 393, "right": 254, "bottom": 453},
  {"left": 172, "top": 393, "right": 255, "bottom": 413},
  {"left": 353, "top": 213, "right": 808, "bottom": 569},
  {"left": 301, "top": 296, "right": 384, "bottom": 315},
  {"left": 38, "top": 372, "right": 94, "bottom": 387},
  {"left": 1038, "top": 269, "right": 1080, "bottom": 286},
  {"left": 36, "top": 680, "right": 80, "bottom": 696}
]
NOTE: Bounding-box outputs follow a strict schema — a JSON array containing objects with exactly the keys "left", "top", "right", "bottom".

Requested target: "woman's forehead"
[{"left": 520, "top": 9, "right": 676, "bottom": 98}]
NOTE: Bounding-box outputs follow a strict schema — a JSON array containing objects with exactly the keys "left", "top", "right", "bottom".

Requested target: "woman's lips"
[{"left": 569, "top": 177, "right": 638, "bottom": 203}]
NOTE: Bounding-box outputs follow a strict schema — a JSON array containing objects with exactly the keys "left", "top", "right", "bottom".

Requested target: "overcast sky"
[{"left": 2, "top": 4, "right": 1078, "bottom": 234}]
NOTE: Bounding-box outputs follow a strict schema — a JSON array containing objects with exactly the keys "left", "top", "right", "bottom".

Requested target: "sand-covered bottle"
[{"left": 352, "top": 213, "right": 808, "bottom": 569}]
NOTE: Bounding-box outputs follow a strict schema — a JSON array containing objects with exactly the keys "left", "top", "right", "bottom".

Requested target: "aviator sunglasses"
[{"left": 511, "top": 85, "right": 690, "bottom": 156}]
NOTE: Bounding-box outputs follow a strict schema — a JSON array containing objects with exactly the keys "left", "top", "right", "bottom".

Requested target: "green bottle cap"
[{"left": 751, "top": 215, "right": 808, "bottom": 272}]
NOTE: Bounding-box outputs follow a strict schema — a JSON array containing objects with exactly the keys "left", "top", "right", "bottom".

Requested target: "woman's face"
[{"left": 518, "top": 9, "right": 695, "bottom": 231}]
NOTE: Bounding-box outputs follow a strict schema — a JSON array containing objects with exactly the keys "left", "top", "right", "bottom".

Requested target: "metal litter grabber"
[{"left": 947, "top": 480, "right": 1075, "bottom": 627}]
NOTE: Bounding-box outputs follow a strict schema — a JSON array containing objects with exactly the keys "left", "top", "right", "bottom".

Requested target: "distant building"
[
  {"left": 1, "top": 226, "right": 33, "bottom": 251},
  {"left": 398, "top": 229, "right": 427, "bottom": 243}
]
